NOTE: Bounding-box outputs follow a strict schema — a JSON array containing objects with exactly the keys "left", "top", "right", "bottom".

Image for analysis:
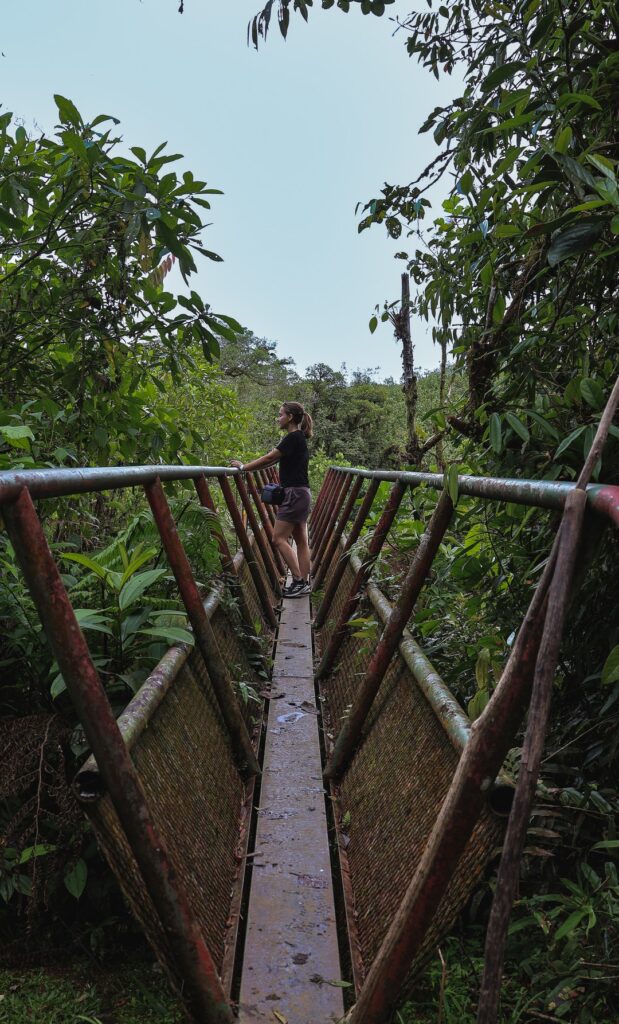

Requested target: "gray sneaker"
[{"left": 284, "top": 578, "right": 311, "bottom": 598}]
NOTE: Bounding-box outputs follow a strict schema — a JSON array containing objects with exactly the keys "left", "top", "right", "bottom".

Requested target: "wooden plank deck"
[{"left": 238, "top": 594, "right": 344, "bottom": 1023}]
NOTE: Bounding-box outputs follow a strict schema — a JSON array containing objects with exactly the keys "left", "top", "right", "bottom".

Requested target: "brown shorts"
[{"left": 276, "top": 486, "right": 312, "bottom": 523}]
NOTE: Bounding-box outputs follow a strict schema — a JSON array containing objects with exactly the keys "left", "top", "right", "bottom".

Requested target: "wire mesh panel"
[
  {"left": 75, "top": 538, "right": 272, "bottom": 993},
  {"left": 317, "top": 554, "right": 502, "bottom": 991}
]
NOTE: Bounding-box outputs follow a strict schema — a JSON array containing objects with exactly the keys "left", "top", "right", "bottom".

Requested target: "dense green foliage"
[
  {"left": 3, "top": 3, "right": 619, "bottom": 1020},
  {"left": 250, "top": 2, "right": 619, "bottom": 1019}
]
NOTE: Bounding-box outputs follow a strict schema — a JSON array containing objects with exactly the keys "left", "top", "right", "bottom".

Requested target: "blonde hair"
[{"left": 282, "top": 401, "right": 313, "bottom": 439}]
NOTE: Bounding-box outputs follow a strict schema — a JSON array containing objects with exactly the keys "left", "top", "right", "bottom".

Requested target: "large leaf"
[
  {"left": 138, "top": 626, "right": 195, "bottom": 646},
  {"left": 118, "top": 568, "right": 167, "bottom": 610},
  {"left": 64, "top": 858, "right": 88, "bottom": 899},
  {"left": 547, "top": 220, "right": 606, "bottom": 267}
]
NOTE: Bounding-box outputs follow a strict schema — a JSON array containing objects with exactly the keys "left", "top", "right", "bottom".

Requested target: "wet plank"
[{"left": 239, "top": 594, "right": 344, "bottom": 1023}]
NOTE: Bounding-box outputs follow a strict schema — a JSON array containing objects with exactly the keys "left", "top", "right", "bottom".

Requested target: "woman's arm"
[{"left": 231, "top": 448, "right": 281, "bottom": 472}]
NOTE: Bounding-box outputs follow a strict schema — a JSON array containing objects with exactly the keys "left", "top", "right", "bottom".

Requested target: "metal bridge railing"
[
  {"left": 309, "top": 461, "right": 619, "bottom": 1024},
  {"left": 0, "top": 463, "right": 283, "bottom": 1024}
]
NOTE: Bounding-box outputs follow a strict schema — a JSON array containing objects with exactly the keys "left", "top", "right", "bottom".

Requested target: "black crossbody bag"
[{"left": 261, "top": 482, "right": 285, "bottom": 505}]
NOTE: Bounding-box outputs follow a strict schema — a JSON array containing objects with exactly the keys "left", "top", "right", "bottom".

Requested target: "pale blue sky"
[{"left": 2, "top": 1, "right": 459, "bottom": 379}]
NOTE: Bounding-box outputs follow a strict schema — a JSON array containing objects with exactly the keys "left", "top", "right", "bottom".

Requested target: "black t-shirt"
[{"left": 276, "top": 429, "right": 310, "bottom": 488}]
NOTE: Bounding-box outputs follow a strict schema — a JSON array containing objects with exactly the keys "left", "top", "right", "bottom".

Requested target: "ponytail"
[
  {"left": 301, "top": 411, "right": 313, "bottom": 439},
  {"left": 282, "top": 401, "right": 313, "bottom": 439}
]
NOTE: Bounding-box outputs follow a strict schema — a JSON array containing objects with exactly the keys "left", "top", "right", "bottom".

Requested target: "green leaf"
[
  {"left": 73, "top": 609, "right": 114, "bottom": 636},
  {"left": 601, "top": 646, "right": 619, "bottom": 686},
  {"left": 592, "top": 839, "right": 619, "bottom": 850},
  {"left": 138, "top": 626, "right": 195, "bottom": 646},
  {"left": 555, "top": 425, "right": 586, "bottom": 459},
  {"left": 580, "top": 377, "right": 604, "bottom": 409},
  {"left": 444, "top": 464, "right": 459, "bottom": 506},
  {"left": 64, "top": 858, "right": 87, "bottom": 899},
  {"left": 494, "top": 224, "right": 520, "bottom": 238},
  {"left": 369, "top": 316, "right": 378, "bottom": 334},
  {"left": 555, "top": 909, "right": 588, "bottom": 940},
  {"left": 489, "top": 413, "right": 502, "bottom": 453},
  {"left": 554, "top": 125, "right": 572, "bottom": 154},
  {"left": 481, "top": 62, "right": 526, "bottom": 92},
  {"left": 18, "top": 843, "right": 57, "bottom": 864},
  {"left": 118, "top": 568, "right": 167, "bottom": 611},
  {"left": 54, "top": 94, "right": 82, "bottom": 128},
  {"left": 50, "top": 675, "right": 67, "bottom": 699},
  {"left": 0, "top": 424, "right": 34, "bottom": 448},
  {"left": 505, "top": 412, "right": 530, "bottom": 443},
  {"left": 62, "top": 552, "right": 109, "bottom": 581},
  {"left": 547, "top": 220, "right": 606, "bottom": 267}
]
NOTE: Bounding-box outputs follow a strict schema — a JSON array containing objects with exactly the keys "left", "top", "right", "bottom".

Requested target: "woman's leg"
[
  {"left": 272, "top": 519, "right": 301, "bottom": 579},
  {"left": 291, "top": 522, "right": 310, "bottom": 579}
]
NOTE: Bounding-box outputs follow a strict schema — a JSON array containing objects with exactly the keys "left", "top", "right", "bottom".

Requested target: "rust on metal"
[
  {"left": 246, "top": 470, "right": 286, "bottom": 576},
  {"left": 325, "top": 466, "right": 619, "bottom": 526},
  {"left": 3, "top": 487, "right": 234, "bottom": 1024},
  {"left": 194, "top": 475, "right": 258, "bottom": 638},
  {"left": 312, "top": 472, "right": 352, "bottom": 577},
  {"left": 344, "top": 539, "right": 557, "bottom": 1024},
  {"left": 310, "top": 468, "right": 336, "bottom": 546},
  {"left": 234, "top": 473, "right": 282, "bottom": 598},
  {"left": 325, "top": 489, "right": 454, "bottom": 780},
  {"left": 313, "top": 474, "right": 363, "bottom": 592},
  {"left": 313, "top": 478, "right": 380, "bottom": 630},
  {"left": 316, "top": 479, "right": 407, "bottom": 680},
  {"left": 218, "top": 475, "right": 278, "bottom": 628},
  {"left": 145, "top": 478, "right": 260, "bottom": 777}
]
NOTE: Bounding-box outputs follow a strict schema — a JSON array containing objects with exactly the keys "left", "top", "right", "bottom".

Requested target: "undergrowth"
[{"left": 0, "top": 962, "right": 183, "bottom": 1024}]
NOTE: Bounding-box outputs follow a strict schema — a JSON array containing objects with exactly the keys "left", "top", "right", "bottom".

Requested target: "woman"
[{"left": 231, "top": 401, "right": 313, "bottom": 598}]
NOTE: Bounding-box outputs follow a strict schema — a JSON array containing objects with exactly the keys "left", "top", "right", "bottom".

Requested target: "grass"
[{"left": 0, "top": 962, "right": 184, "bottom": 1024}]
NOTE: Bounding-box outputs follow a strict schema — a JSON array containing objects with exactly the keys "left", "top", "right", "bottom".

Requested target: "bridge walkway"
[{"left": 239, "top": 592, "right": 344, "bottom": 1022}]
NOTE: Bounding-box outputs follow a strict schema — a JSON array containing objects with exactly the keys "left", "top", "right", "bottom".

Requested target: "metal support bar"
[
  {"left": 218, "top": 476, "right": 278, "bottom": 629},
  {"left": 145, "top": 478, "right": 260, "bottom": 777},
  {"left": 246, "top": 471, "right": 286, "bottom": 576},
  {"left": 313, "top": 478, "right": 380, "bottom": 630},
  {"left": 309, "top": 467, "right": 333, "bottom": 531},
  {"left": 234, "top": 474, "right": 283, "bottom": 598},
  {"left": 256, "top": 469, "right": 277, "bottom": 525},
  {"left": 310, "top": 469, "right": 336, "bottom": 544},
  {"left": 316, "top": 480, "right": 407, "bottom": 681},
  {"left": 193, "top": 476, "right": 257, "bottom": 638},
  {"left": 312, "top": 472, "right": 353, "bottom": 577},
  {"left": 3, "top": 488, "right": 234, "bottom": 1024},
  {"left": 313, "top": 475, "right": 363, "bottom": 592},
  {"left": 324, "top": 467, "right": 619, "bottom": 527},
  {"left": 344, "top": 536, "right": 560, "bottom": 1024},
  {"left": 317, "top": 470, "right": 346, "bottom": 547},
  {"left": 324, "top": 489, "right": 454, "bottom": 779}
]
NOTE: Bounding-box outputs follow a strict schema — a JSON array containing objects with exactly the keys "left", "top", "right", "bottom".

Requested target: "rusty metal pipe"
[
  {"left": 321, "top": 471, "right": 347, "bottom": 542},
  {"left": 218, "top": 476, "right": 277, "bottom": 629},
  {"left": 0, "top": 465, "right": 234, "bottom": 504},
  {"left": 313, "top": 478, "right": 380, "bottom": 630},
  {"left": 314, "top": 471, "right": 346, "bottom": 554},
  {"left": 193, "top": 476, "right": 258, "bottom": 638},
  {"left": 310, "top": 467, "right": 333, "bottom": 531},
  {"left": 256, "top": 469, "right": 277, "bottom": 525},
  {"left": 234, "top": 475, "right": 282, "bottom": 598},
  {"left": 145, "top": 478, "right": 260, "bottom": 777},
  {"left": 246, "top": 472, "right": 286, "bottom": 576},
  {"left": 310, "top": 469, "right": 336, "bottom": 544},
  {"left": 3, "top": 488, "right": 234, "bottom": 1024},
  {"left": 344, "top": 535, "right": 559, "bottom": 1024},
  {"left": 325, "top": 489, "right": 454, "bottom": 779},
  {"left": 312, "top": 473, "right": 353, "bottom": 577},
  {"left": 312, "top": 475, "right": 362, "bottom": 591},
  {"left": 324, "top": 467, "right": 619, "bottom": 528},
  {"left": 316, "top": 480, "right": 407, "bottom": 681}
]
